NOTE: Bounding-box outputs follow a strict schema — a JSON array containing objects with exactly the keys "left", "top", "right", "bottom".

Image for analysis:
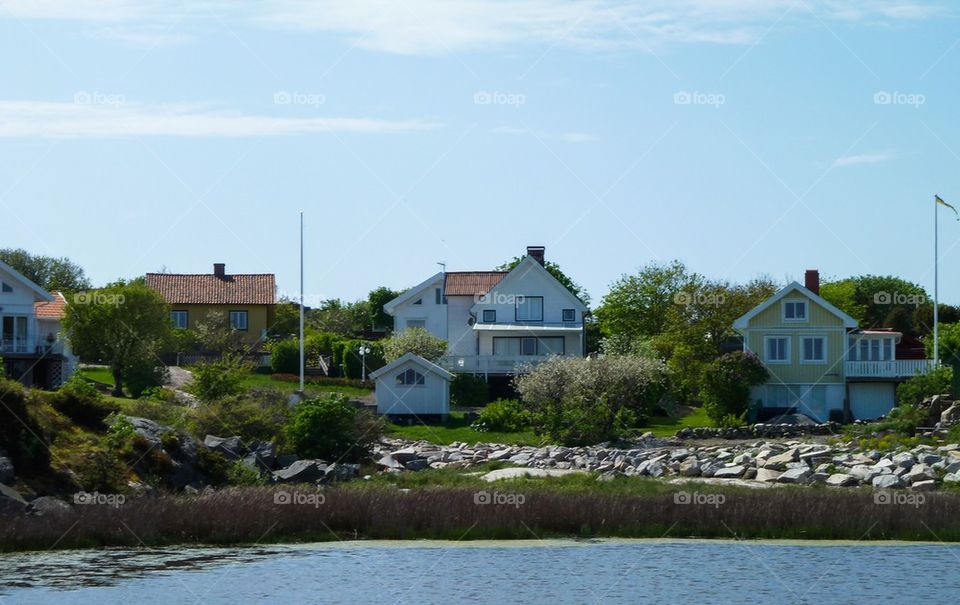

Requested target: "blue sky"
[{"left": 1, "top": 1, "right": 959, "bottom": 306}]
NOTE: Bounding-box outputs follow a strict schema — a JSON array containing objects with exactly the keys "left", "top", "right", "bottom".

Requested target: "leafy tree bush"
[
  {"left": 514, "top": 355, "right": 668, "bottom": 445},
  {"left": 0, "top": 378, "right": 50, "bottom": 471},
  {"left": 193, "top": 310, "right": 245, "bottom": 355},
  {"left": 284, "top": 394, "right": 380, "bottom": 462},
  {"left": 472, "top": 399, "right": 529, "bottom": 432},
  {"left": 270, "top": 338, "right": 301, "bottom": 374},
  {"left": 124, "top": 354, "right": 170, "bottom": 399},
  {"left": 896, "top": 366, "right": 952, "bottom": 407},
  {"left": 341, "top": 340, "right": 384, "bottom": 379},
  {"left": 699, "top": 351, "right": 769, "bottom": 427},
  {"left": 381, "top": 328, "right": 447, "bottom": 363},
  {"left": 190, "top": 355, "right": 251, "bottom": 403},
  {"left": 451, "top": 374, "right": 489, "bottom": 406},
  {"left": 49, "top": 374, "right": 119, "bottom": 427}
]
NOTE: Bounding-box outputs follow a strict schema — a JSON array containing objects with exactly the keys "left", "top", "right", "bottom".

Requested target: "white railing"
[
  {"left": 845, "top": 359, "right": 937, "bottom": 378},
  {"left": 439, "top": 355, "right": 553, "bottom": 374},
  {"left": 0, "top": 338, "right": 64, "bottom": 355}
]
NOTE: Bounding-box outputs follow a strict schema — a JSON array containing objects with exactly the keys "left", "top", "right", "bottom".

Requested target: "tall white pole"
[
  {"left": 299, "top": 211, "right": 305, "bottom": 394},
  {"left": 934, "top": 196, "right": 940, "bottom": 367}
]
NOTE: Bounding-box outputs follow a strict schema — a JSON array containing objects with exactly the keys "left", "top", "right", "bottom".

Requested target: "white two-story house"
[
  {"left": 384, "top": 246, "right": 588, "bottom": 376},
  {"left": 0, "top": 259, "right": 77, "bottom": 389}
]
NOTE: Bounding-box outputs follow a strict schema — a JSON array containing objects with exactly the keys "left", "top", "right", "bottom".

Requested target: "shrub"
[
  {"left": 271, "top": 339, "right": 301, "bottom": 374},
  {"left": 49, "top": 376, "right": 119, "bottom": 428},
  {"left": 897, "top": 366, "right": 952, "bottom": 408},
  {"left": 514, "top": 355, "right": 668, "bottom": 445},
  {"left": 341, "top": 340, "right": 384, "bottom": 379},
  {"left": 193, "top": 388, "right": 291, "bottom": 446},
  {"left": 190, "top": 355, "right": 251, "bottom": 403},
  {"left": 285, "top": 394, "right": 375, "bottom": 462},
  {"left": 382, "top": 328, "right": 447, "bottom": 363},
  {"left": 699, "top": 351, "right": 769, "bottom": 427},
  {"left": 125, "top": 357, "right": 169, "bottom": 399},
  {"left": 0, "top": 378, "right": 50, "bottom": 472},
  {"left": 472, "top": 399, "right": 529, "bottom": 432},
  {"left": 451, "top": 374, "right": 489, "bottom": 407}
]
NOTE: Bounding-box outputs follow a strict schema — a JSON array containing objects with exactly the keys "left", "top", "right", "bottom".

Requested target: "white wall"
[
  {"left": 477, "top": 332, "right": 582, "bottom": 356},
  {"left": 375, "top": 359, "right": 450, "bottom": 415},
  {"left": 445, "top": 295, "right": 476, "bottom": 356},
  {"left": 472, "top": 261, "right": 584, "bottom": 327},
  {"left": 391, "top": 276, "right": 448, "bottom": 339}
]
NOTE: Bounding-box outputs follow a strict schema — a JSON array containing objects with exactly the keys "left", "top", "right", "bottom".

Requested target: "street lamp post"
[{"left": 359, "top": 345, "right": 372, "bottom": 382}]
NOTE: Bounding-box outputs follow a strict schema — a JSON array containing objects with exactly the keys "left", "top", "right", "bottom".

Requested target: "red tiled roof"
[
  {"left": 443, "top": 271, "right": 507, "bottom": 296},
  {"left": 146, "top": 273, "right": 276, "bottom": 305},
  {"left": 34, "top": 291, "right": 67, "bottom": 319}
]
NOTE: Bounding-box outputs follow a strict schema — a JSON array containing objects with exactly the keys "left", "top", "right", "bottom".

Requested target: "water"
[{"left": 2, "top": 540, "right": 958, "bottom": 604}]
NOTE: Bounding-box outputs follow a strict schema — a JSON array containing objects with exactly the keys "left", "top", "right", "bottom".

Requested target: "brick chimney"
[
  {"left": 804, "top": 269, "right": 819, "bottom": 295},
  {"left": 214, "top": 263, "right": 226, "bottom": 279},
  {"left": 527, "top": 246, "right": 545, "bottom": 266}
]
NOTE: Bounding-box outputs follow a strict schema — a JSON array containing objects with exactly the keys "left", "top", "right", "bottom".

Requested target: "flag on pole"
[{"left": 936, "top": 195, "right": 959, "bottom": 220}]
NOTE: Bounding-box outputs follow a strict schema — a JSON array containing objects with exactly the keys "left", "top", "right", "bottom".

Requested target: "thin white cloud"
[
  {"left": 492, "top": 126, "right": 596, "bottom": 143},
  {"left": 0, "top": 101, "right": 439, "bottom": 138},
  {"left": 0, "top": 0, "right": 943, "bottom": 53},
  {"left": 831, "top": 151, "right": 896, "bottom": 168}
]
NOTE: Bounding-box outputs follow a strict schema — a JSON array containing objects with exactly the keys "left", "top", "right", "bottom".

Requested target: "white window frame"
[
  {"left": 562, "top": 308, "right": 576, "bottom": 323},
  {"left": 395, "top": 368, "right": 426, "bottom": 387},
  {"left": 405, "top": 319, "right": 426, "bottom": 330},
  {"left": 800, "top": 335, "right": 826, "bottom": 364},
  {"left": 482, "top": 309, "right": 497, "bottom": 323},
  {"left": 170, "top": 310, "right": 189, "bottom": 329},
  {"left": 763, "top": 335, "right": 791, "bottom": 364},
  {"left": 229, "top": 310, "right": 248, "bottom": 331},
  {"left": 782, "top": 299, "right": 808, "bottom": 322},
  {"left": 516, "top": 296, "right": 544, "bottom": 322}
]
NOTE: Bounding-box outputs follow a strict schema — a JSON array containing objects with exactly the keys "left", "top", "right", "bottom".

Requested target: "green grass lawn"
[
  {"left": 78, "top": 366, "right": 115, "bottom": 388},
  {"left": 240, "top": 373, "right": 372, "bottom": 397},
  {"left": 388, "top": 406, "right": 712, "bottom": 446}
]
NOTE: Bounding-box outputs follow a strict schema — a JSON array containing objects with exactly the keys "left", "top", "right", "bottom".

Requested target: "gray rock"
[
  {"left": 126, "top": 416, "right": 167, "bottom": 448},
  {"left": 777, "top": 467, "right": 812, "bottom": 484},
  {"left": 679, "top": 458, "right": 701, "bottom": 477},
  {"left": 825, "top": 473, "right": 859, "bottom": 487},
  {"left": 390, "top": 447, "right": 421, "bottom": 463},
  {"left": 275, "top": 454, "right": 299, "bottom": 468},
  {"left": 943, "top": 472, "right": 960, "bottom": 483},
  {"left": 848, "top": 465, "right": 881, "bottom": 483},
  {"left": 204, "top": 435, "right": 244, "bottom": 459},
  {"left": 404, "top": 459, "right": 429, "bottom": 471},
  {"left": 0, "top": 483, "right": 27, "bottom": 513},
  {"left": 0, "top": 455, "right": 13, "bottom": 485},
  {"left": 906, "top": 464, "right": 937, "bottom": 484},
  {"left": 910, "top": 479, "right": 937, "bottom": 492},
  {"left": 273, "top": 459, "right": 328, "bottom": 483},
  {"left": 647, "top": 461, "right": 665, "bottom": 478},
  {"left": 377, "top": 455, "right": 406, "bottom": 471},
  {"left": 242, "top": 441, "right": 276, "bottom": 472},
  {"left": 754, "top": 468, "right": 782, "bottom": 482},
  {"left": 713, "top": 465, "right": 745, "bottom": 479},
  {"left": 27, "top": 497, "right": 72, "bottom": 518},
  {"left": 891, "top": 452, "right": 915, "bottom": 469},
  {"left": 325, "top": 463, "right": 360, "bottom": 481},
  {"left": 763, "top": 449, "right": 799, "bottom": 470},
  {"left": 872, "top": 474, "right": 903, "bottom": 489}
]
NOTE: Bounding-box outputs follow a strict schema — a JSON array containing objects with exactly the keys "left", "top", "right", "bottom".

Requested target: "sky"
[{"left": 1, "top": 0, "right": 959, "bottom": 307}]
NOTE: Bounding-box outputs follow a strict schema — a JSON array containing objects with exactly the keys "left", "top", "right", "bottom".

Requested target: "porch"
[
  {"left": 844, "top": 359, "right": 937, "bottom": 379},
  {"left": 439, "top": 354, "right": 555, "bottom": 375}
]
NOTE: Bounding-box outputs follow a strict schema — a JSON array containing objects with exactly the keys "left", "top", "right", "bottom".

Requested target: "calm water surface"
[{"left": 1, "top": 540, "right": 958, "bottom": 604}]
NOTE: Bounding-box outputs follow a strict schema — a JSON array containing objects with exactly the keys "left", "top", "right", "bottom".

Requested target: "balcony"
[
  {"left": 439, "top": 354, "right": 554, "bottom": 374},
  {"left": 0, "top": 338, "right": 65, "bottom": 356},
  {"left": 845, "top": 359, "right": 937, "bottom": 379}
]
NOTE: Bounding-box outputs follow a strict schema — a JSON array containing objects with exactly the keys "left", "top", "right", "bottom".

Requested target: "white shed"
[{"left": 370, "top": 353, "right": 454, "bottom": 418}]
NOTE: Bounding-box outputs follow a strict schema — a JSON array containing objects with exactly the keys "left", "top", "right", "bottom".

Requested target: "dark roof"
[
  {"left": 443, "top": 271, "right": 507, "bottom": 296},
  {"left": 145, "top": 273, "right": 276, "bottom": 305}
]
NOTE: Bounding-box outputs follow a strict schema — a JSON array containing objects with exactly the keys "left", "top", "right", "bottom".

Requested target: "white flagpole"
[
  {"left": 299, "top": 211, "right": 305, "bottom": 394},
  {"left": 934, "top": 195, "right": 940, "bottom": 366}
]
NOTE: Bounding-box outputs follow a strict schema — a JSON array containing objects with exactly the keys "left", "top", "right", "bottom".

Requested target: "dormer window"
[{"left": 783, "top": 300, "right": 807, "bottom": 322}]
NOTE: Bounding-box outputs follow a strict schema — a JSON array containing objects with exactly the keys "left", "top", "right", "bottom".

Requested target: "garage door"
[{"left": 849, "top": 383, "right": 896, "bottom": 421}]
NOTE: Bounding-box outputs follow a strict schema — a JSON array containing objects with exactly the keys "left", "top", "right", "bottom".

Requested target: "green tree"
[
  {"left": 269, "top": 299, "right": 302, "bottom": 339},
  {"left": 821, "top": 275, "right": 927, "bottom": 334},
  {"left": 64, "top": 280, "right": 172, "bottom": 397},
  {"left": 285, "top": 394, "right": 381, "bottom": 462},
  {"left": 699, "top": 351, "right": 769, "bottom": 427},
  {"left": 193, "top": 310, "right": 246, "bottom": 355},
  {"left": 0, "top": 248, "right": 91, "bottom": 293},
  {"left": 595, "top": 260, "right": 695, "bottom": 340},
  {"left": 497, "top": 256, "right": 590, "bottom": 305},
  {"left": 368, "top": 286, "right": 402, "bottom": 331},
  {"left": 382, "top": 327, "right": 447, "bottom": 362}
]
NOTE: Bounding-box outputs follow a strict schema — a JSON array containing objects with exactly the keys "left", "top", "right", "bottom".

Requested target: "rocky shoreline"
[{"left": 374, "top": 435, "right": 960, "bottom": 490}]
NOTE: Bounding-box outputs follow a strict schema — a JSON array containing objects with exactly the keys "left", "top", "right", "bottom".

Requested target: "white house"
[
  {"left": 369, "top": 353, "right": 454, "bottom": 418},
  {"left": 0, "top": 260, "right": 77, "bottom": 389},
  {"left": 384, "top": 246, "right": 589, "bottom": 376}
]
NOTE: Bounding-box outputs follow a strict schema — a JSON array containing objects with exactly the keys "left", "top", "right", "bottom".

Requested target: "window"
[
  {"left": 396, "top": 368, "right": 425, "bottom": 386},
  {"left": 521, "top": 337, "right": 537, "bottom": 356},
  {"left": 783, "top": 300, "right": 807, "bottom": 321},
  {"left": 850, "top": 337, "right": 895, "bottom": 361},
  {"left": 229, "top": 310, "right": 248, "bottom": 331},
  {"left": 483, "top": 309, "right": 496, "bottom": 323},
  {"left": 562, "top": 309, "right": 576, "bottom": 323},
  {"left": 764, "top": 336, "right": 790, "bottom": 363},
  {"left": 516, "top": 296, "right": 543, "bottom": 321},
  {"left": 170, "top": 310, "right": 188, "bottom": 329},
  {"left": 883, "top": 339, "right": 893, "bottom": 361},
  {"left": 413, "top": 298, "right": 422, "bottom": 305},
  {"left": 493, "top": 337, "right": 565, "bottom": 356},
  {"left": 538, "top": 337, "right": 565, "bottom": 355},
  {"left": 435, "top": 288, "right": 446, "bottom": 305},
  {"left": 1, "top": 282, "right": 11, "bottom": 293},
  {"left": 406, "top": 319, "right": 426, "bottom": 330},
  {"left": 801, "top": 336, "right": 826, "bottom": 363}
]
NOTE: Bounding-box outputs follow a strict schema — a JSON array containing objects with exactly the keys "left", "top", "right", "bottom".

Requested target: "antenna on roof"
[{"left": 437, "top": 262, "right": 446, "bottom": 273}]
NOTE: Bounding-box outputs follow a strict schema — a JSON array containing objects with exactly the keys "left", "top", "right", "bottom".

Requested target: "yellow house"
[{"left": 146, "top": 263, "right": 276, "bottom": 350}]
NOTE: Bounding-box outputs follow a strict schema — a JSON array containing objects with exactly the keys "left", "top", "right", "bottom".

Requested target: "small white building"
[{"left": 370, "top": 353, "right": 454, "bottom": 418}]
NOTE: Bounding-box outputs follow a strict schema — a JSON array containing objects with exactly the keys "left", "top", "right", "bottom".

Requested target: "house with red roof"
[
  {"left": 384, "top": 246, "right": 588, "bottom": 377},
  {"left": 146, "top": 263, "right": 276, "bottom": 350},
  {"left": 0, "top": 259, "right": 77, "bottom": 388}
]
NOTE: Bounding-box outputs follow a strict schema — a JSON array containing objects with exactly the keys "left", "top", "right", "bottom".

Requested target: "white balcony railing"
[
  {"left": 845, "top": 359, "right": 937, "bottom": 378},
  {"left": 0, "top": 338, "right": 64, "bottom": 356},
  {"left": 439, "top": 355, "right": 554, "bottom": 374}
]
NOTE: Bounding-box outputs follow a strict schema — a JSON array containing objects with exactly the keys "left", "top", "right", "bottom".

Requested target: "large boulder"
[
  {"left": 872, "top": 474, "right": 903, "bottom": 489},
  {"left": 242, "top": 441, "right": 277, "bottom": 473},
  {"left": 325, "top": 463, "right": 361, "bottom": 481},
  {"left": 273, "top": 459, "right": 328, "bottom": 483},
  {"left": 941, "top": 405, "right": 960, "bottom": 427},
  {"left": 126, "top": 416, "right": 168, "bottom": 448},
  {"left": 204, "top": 435, "right": 244, "bottom": 460},
  {"left": 377, "top": 455, "right": 406, "bottom": 471},
  {"left": 27, "top": 497, "right": 73, "bottom": 518},
  {"left": 777, "top": 467, "right": 812, "bottom": 484},
  {"left": 754, "top": 468, "right": 782, "bottom": 483},
  {"left": 0, "top": 483, "right": 28, "bottom": 513},
  {"left": 713, "top": 465, "right": 745, "bottom": 479},
  {"left": 825, "top": 474, "right": 859, "bottom": 487}
]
